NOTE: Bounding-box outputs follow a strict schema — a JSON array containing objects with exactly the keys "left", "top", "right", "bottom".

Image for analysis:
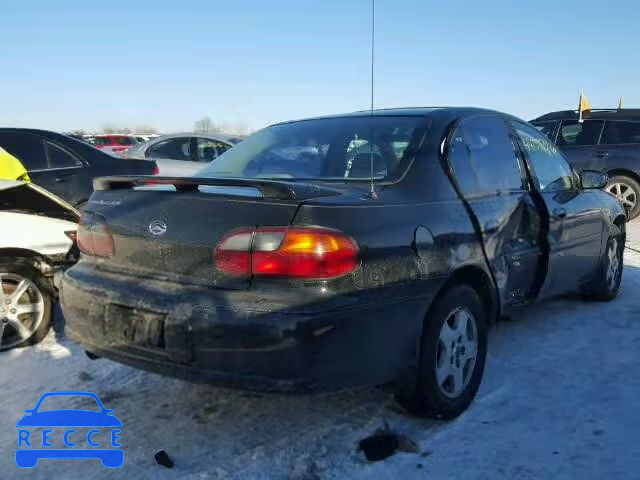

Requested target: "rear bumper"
[{"left": 61, "top": 264, "right": 441, "bottom": 392}]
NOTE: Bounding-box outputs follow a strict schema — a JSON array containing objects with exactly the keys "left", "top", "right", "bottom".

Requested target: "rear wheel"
[
  {"left": 396, "top": 284, "right": 488, "bottom": 420},
  {"left": 606, "top": 175, "right": 640, "bottom": 219},
  {"left": 0, "top": 260, "right": 53, "bottom": 351}
]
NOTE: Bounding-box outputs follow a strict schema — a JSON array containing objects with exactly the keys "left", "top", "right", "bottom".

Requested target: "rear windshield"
[{"left": 197, "top": 116, "right": 428, "bottom": 182}]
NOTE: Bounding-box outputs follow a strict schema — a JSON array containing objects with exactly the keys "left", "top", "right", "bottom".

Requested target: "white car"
[
  {"left": 0, "top": 180, "right": 79, "bottom": 351},
  {"left": 120, "top": 132, "right": 241, "bottom": 176}
]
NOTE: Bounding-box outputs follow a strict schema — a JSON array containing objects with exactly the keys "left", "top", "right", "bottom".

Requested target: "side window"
[
  {"left": 116, "top": 136, "right": 136, "bottom": 146},
  {"left": 93, "top": 137, "right": 112, "bottom": 146},
  {"left": 448, "top": 116, "right": 523, "bottom": 196},
  {"left": 46, "top": 141, "right": 82, "bottom": 168},
  {"left": 532, "top": 121, "right": 558, "bottom": 142},
  {"left": 147, "top": 137, "right": 191, "bottom": 161},
  {"left": 601, "top": 121, "right": 640, "bottom": 145},
  {"left": 196, "top": 138, "right": 231, "bottom": 162},
  {"left": 557, "top": 120, "right": 603, "bottom": 147},
  {"left": 511, "top": 121, "right": 574, "bottom": 191},
  {"left": 0, "top": 133, "right": 48, "bottom": 170}
]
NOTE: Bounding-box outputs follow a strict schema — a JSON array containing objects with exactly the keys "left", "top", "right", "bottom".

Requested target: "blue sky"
[{"left": 0, "top": 0, "right": 637, "bottom": 133}]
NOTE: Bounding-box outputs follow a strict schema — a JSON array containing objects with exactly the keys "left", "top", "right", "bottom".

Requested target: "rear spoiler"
[{"left": 93, "top": 176, "right": 343, "bottom": 201}]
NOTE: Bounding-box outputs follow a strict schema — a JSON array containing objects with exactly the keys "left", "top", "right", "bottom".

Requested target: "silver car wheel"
[
  {"left": 606, "top": 238, "right": 620, "bottom": 291},
  {"left": 606, "top": 182, "right": 637, "bottom": 210},
  {"left": 0, "top": 273, "right": 45, "bottom": 349},
  {"left": 435, "top": 306, "right": 478, "bottom": 398}
]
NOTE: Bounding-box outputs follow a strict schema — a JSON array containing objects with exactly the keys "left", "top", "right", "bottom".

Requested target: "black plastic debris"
[
  {"left": 154, "top": 450, "right": 174, "bottom": 468},
  {"left": 359, "top": 434, "right": 399, "bottom": 462},
  {"left": 85, "top": 350, "right": 100, "bottom": 360}
]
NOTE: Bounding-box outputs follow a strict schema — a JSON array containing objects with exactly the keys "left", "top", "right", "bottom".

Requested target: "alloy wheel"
[
  {"left": 606, "top": 238, "right": 620, "bottom": 291},
  {"left": 435, "top": 307, "right": 478, "bottom": 398},
  {"left": 0, "top": 273, "right": 45, "bottom": 350},
  {"left": 606, "top": 182, "right": 637, "bottom": 210}
]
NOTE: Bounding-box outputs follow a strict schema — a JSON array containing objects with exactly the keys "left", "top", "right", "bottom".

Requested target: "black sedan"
[
  {"left": 61, "top": 108, "right": 625, "bottom": 419},
  {"left": 0, "top": 128, "right": 157, "bottom": 207}
]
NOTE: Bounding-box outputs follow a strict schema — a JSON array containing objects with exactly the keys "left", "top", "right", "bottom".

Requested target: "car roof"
[
  {"left": 272, "top": 107, "right": 507, "bottom": 126},
  {"left": 0, "top": 127, "right": 64, "bottom": 136},
  {"left": 532, "top": 109, "right": 640, "bottom": 122},
  {"left": 145, "top": 132, "right": 239, "bottom": 144},
  {"left": 93, "top": 134, "right": 137, "bottom": 138}
]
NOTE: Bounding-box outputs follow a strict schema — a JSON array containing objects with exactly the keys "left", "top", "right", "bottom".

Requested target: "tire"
[
  {"left": 396, "top": 284, "right": 488, "bottom": 420},
  {"left": 606, "top": 175, "right": 640, "bottom": 220},
  {"left": 582, "top": 228, "right": 624, "bottom": 301},
  {"left": 0, "top": 259, "right": 54, "bottom": 351}
]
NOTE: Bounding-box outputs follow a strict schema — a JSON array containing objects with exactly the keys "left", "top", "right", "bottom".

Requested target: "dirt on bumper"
[{"left": 61, "top": 264, "right": 435, "bottom": 392}]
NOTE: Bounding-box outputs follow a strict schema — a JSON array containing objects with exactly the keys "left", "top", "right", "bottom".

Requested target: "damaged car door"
[
  {"left": 509, "top": 121, "right": 604, "bottom": 298},
  {"left": 447, "top": 115, "right": 546, "bottom": 310}
]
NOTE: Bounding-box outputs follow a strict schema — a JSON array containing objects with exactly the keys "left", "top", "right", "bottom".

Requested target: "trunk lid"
[{"left": 84, "top": 176, "right": 344, "bottom": 287}]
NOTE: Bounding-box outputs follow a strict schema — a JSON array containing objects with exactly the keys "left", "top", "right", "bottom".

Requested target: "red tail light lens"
[
  {"left": 151, "top": 164, "right": 159, "bottom": 176},
  {"left": 215, "top": 229, "right": 253, "bottom": 277},
  {"left": 77, "top": 213, "right": 115, "bottom": 257},
  {"left": 215, "top": 227, "right": 358, "bottom": 279}
]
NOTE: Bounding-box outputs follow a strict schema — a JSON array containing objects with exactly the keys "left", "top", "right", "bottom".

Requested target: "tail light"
[
  {"left": 77, "top": 213, "right": 115, "bottom": 257},
  {"left": 215, "top": 227, "right": 359, "bottom": 279},
  {"left": 151, "top": 164, "right": 159, "bottom": 176}
]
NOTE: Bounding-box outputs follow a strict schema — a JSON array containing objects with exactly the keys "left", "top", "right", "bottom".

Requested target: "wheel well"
[
  {"left": 0, "top": 248, "right": 52, "bottom": 274},
  {"left": 614, "top": 216, "right": 626, "bottom": 228},
  {"left": 433, "top": 266, "right": 499, "bottom": 326},
  {"left": 613, "top": 215, "right": 626, "bottom": 242},
  {"left": 606, "top": 168, "right": 640, "bottom": 186}
]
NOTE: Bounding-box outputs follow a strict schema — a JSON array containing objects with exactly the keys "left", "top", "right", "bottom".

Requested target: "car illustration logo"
[
  {"left": 148, "top": 220, "right": 168, "bottom": 236},
  {"left": 16, "top": 391, "right": 123, "bottom": 468}
]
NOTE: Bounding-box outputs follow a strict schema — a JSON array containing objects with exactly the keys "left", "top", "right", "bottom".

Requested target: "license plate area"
[{"left": 105, "top": 304, "right": 166, "bottom": 348}]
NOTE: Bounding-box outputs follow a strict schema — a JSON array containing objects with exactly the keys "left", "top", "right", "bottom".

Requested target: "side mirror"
[{"left": 580, "top": 170, "right": 608, "bottom": 190}]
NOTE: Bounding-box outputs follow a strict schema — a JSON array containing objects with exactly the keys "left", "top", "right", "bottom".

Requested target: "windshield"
[{"left": 196, "top": 116, "right": 428, "bottom": 182}]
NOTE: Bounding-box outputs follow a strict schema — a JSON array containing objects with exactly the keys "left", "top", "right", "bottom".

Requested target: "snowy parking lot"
[{"left": 3, "top": 223, "right": 640, "bottom": 480}]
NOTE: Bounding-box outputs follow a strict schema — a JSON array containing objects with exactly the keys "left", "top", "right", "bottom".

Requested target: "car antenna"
[{"left": 367, "top": 0, "right": 378, "bottom": 200}]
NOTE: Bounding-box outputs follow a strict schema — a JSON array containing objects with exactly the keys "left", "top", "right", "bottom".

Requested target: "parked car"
[
  {"left": 0, "top": 180, "right": 79, "bottom": 351},
  {"left": 0, "top": 128, "right": 157, "bottom": 208},
  {"left": 120, "top": 132, "right": 240, "bottom": 176},
  {"left": 61, "top": 108, "right": 625, "bottom": 419},
  {"left": 531, "top": 108, "right": 640, "bottom": 218},
  {"left": 90, "top": 134, "right": 140, "bottom": 156},
  {"left": 132, "top": 134, "right": 160, "bottom": 143}
]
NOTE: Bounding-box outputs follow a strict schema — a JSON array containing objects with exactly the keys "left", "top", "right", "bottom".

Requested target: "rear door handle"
[
  {"left": 552, "top": 207, "right": 567, "bottom": 219},
  {"left": 54, "top": 177, "right": 68, "bottom": 183},
  {"left": 594, "top": 151, "right": 609, "bottom": 158}
]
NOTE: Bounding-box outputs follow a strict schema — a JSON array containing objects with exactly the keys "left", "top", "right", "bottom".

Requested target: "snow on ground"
[{"left": 3, "top": 224, "right": 640, "bottom": 480}]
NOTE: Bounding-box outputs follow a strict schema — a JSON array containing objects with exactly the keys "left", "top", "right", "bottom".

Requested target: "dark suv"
[{"left": 531, "top": 109, "right": 640, "bottom": 218}]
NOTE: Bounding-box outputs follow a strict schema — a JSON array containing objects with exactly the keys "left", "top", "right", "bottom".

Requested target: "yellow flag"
[
  {"left": 0, "top": 147, "right": 31, "bottom": 182},
  {"left": 578, "top": 92, "right": 591, "bottom": 123},
  {"left": 618, "top": 96, "right": 624, "bottom": 109}
]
